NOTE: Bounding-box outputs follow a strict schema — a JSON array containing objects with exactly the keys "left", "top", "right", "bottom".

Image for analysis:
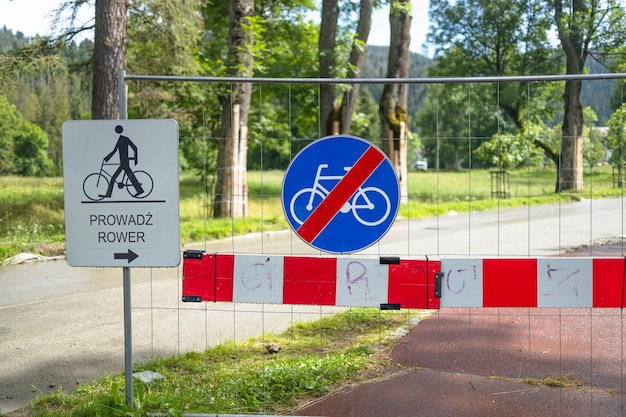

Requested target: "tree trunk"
[
  {"left": 559, "top": 77, "right": 584, "bottom": 191},
  {"left": 213, "top": 0, "right": 254, "bottom": 218},
  {"left": 339, "top": 0, "right": 374, "bottom": 134},
  {"left": 319, "top": 0, "right": 339, "bottom": 137},
  {"left": 379, "top": 0, "right": 411, "bottom": 203},
  {"left": 92, "top": 0, "right": 127, "bottom": 120},
  {"left": 554, "top": 0, "right": 586, "bottom": 192}
]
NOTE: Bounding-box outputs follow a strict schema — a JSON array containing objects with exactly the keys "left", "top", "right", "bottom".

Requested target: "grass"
[
  {"left": 492, "top": 372, "right": 617, "bottom": 395},
  {"left": 1, "top": 166, "right": 625, "bottom": 262},
  {"left": 0, "top": 176, "right": 66, "bottom": 260},
  {"left": 21, "top": 308, "right": 417, "bottom": 417},
  {"left": 177, "top": 172, "right": 288, "bottom": 243}
]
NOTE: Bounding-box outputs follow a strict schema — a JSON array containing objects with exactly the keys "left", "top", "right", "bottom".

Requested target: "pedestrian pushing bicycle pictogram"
[
  {"left": 289, "top": 163, "right": 391, "bottom": 226},
  {"left": 82, "top": 125, "right": 154, "bottom": 201}
]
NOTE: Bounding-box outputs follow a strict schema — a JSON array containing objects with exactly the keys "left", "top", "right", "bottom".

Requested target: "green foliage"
[
  {"left": 582, "top": 59, "right": 614, "bottom": 124},
  {"left": 127, "top": 0, "right": 204, "bottom": 76},
  {"left": 390, "top": 0, "right": 412, "bottom": 16},
  {"left": 0, "top": 10, "right": 621, "bottom": 179},
  {"left": 0, "top": 94, "right": 53, "bottom": 176},
  {"left": 581, "top": 107, "right": 607, "bottom": 167},
  {"left": 0, "top": 26, "right": 29, "bottom": 52},
  {"left": 0, "top": 94, "right": 20, "bottom": 174},
  {"left": 424, "top": 0, "right": 565, "bottom": 171},
  {"left": 350, "top": 88, "right": 381, "bottom": 139},
  {"left": 13, "top": 122, "right": 53, "bottom": 175},
  {"left": 607, "top": 103, "right": 626, "bottom": 165},
  {"left": 473, "top": 124, "right": 548, "bottom": 169},
  {"left": 248, "top": 2, "right": 320, "bottom": 144},
  {"left": 417, "top": 83, "right": 506, "bottom": 169},
  {"left": 1, "top": 32, "right": 90, "bottom": 175},
  {"left": 428, "top": 0, "right": 556, "bottom": 72}
]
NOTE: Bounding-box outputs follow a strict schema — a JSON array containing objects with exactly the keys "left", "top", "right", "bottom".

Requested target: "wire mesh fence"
[{"left": 120, "top": 73, "right": 626, "bottom": 416}]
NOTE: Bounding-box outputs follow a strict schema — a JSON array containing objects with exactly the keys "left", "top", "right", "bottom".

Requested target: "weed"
[{"left": 492, "top": 372, "right": 618, "bottom": 395}]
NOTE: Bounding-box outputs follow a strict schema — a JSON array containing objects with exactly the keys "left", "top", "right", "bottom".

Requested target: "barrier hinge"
[
  {"left": 434, "top": 272, "right": 443, "bottom": 298},
  {"left": 183, "top": 250, "right": 204, "bottom": 259}
]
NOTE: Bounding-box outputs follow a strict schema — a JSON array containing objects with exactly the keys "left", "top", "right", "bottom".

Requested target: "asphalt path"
[{"left": 1, "top": 197, "right": 626, "bottom": 414}]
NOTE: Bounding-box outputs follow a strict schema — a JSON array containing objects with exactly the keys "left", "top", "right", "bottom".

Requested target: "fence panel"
[{"left": 122, "top": 73, "right": 626, "bottom": 416}]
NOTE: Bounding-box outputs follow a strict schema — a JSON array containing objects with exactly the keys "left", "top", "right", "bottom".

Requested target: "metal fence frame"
[{"left": 116, "top": 71, "right": 626, "bottom": 415}]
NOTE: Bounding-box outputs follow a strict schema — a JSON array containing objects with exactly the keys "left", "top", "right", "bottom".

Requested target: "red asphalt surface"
[{"left": 295, "top": 244, "right": 626, "bottom": 417}]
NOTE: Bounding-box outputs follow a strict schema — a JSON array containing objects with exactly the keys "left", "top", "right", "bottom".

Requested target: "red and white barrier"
[
  {"left": 440, "top": 257, "right": 626, "bottom": 308},
  {"left": 182, "top": 252, "right": 440, "bottom": 309},
  {"left": 182, "top": 251, "right": 626, "bottom": 309}
]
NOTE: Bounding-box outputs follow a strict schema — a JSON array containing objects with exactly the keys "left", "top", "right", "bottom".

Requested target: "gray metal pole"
[
  {"left": 118, "top": 69, "right": 133, "bottom": 408},
  {"left": 121, "top": 72, "right": 626, "bottom": 85},
  {"left": 118, "top": 69, "right": 128, "bottom": 119},
  {"left": 123, "top": 266, "right": 133, "bottom": 408}
]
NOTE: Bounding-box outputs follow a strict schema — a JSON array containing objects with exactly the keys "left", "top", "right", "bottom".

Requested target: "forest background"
[
  {"left": 0, "top": 0, "right": 622, "bottom": 180},
  {"left": 2, "top": 0, "right": 626, "bottom": 260}
]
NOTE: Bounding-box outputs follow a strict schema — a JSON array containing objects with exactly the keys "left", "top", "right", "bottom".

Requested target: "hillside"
[
  {"left": 362, "top": 45, "right": 434, "bottom": 132},
  {"left": 363, "top": 45, "right": 616, "bottom": 127}
]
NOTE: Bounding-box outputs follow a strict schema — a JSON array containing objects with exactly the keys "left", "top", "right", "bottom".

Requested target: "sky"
[{"left": 0, "top": 0, "right": 431, "bottom": 55}]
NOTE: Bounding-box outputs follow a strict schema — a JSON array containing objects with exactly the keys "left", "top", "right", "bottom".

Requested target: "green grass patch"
[
  {"left": 2, "top": 166, "right": 624, "bottom": 262},
  {"left": 0, "top": 176, "right": 66, "bottom": 260},
  {"left": 25, "top": 308, "right": 418, "bottom": 417},
  {"left": 400, "top": 166, "right": 623, "bottom": 218}
]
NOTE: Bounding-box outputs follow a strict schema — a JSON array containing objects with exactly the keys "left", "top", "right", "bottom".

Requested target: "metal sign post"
[
  {"left": 123, "top": 266, "right": 133, "bottom": 407},
  {"left": 62, "top": 118, "right": 180, "bottom": 404},
  {"left": 60, "top": 70, "right": 181, "bottom": 408}
]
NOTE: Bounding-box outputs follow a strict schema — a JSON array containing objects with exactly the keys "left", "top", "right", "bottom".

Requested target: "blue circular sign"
[{"left": 281, "top": 135, "right": 400, "bottom": 254}]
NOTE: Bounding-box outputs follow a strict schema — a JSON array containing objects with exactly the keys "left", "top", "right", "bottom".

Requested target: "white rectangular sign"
[{"left": 62, "top": 119, "right": 180, "bottom": 267}]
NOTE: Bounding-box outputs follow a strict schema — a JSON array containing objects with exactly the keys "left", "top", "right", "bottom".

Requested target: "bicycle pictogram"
[
  {"left": 289, "top": 163, "right": 391, "bottom": 226},
  {"left": 82, "top": 125, "right": 154, "bottom": 201}
]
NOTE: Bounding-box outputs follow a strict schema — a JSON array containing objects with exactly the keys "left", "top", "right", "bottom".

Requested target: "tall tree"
[
  {"left": 127, "top": 0, "right": 203, "bottom": 76},
  {"left": 427, "top": 0, "right": 562, "bottom": 182},
  {"left": 379, "top": 0, "right": 411, "bottom": 202},
  {"left": 318, "top": 0, "right": 340, "bottom": 137},
  {"left": 318, "top": 0, "right": 376, "bottom": 136},
  {"left": 552, "top": 0, "right": 625, "bottom": 191},
  {"left": 92, "top": 0, "right": 127, "bottom": 119},
  {"left": 338, "top": 0, "right": 374, "bottom": 134},
  {"left": 213, "top": 0, "right": 255, "bottom": 218}
]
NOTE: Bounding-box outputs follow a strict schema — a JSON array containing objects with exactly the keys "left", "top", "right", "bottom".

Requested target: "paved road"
[
  {"left": 297, "top": 303, "right": 626, "bottom": 417},
  {"left": 1, "top": 198, "right": 625, "bottom": 414},
  {"left": 296, "top": 244, "right": 626, "bottom": 417},
  {"left": 195, "top": 197, "right": 626, "bottom": 257}
]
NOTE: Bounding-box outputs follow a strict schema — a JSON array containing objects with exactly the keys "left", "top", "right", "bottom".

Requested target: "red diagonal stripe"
[{"left": 297, "top": 146, "right": 385, "bottom": 243}]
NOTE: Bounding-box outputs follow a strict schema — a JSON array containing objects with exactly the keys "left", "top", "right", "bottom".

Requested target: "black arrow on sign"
[{"left": 114, "top": 249, "right": 139, "bottom": 263}]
